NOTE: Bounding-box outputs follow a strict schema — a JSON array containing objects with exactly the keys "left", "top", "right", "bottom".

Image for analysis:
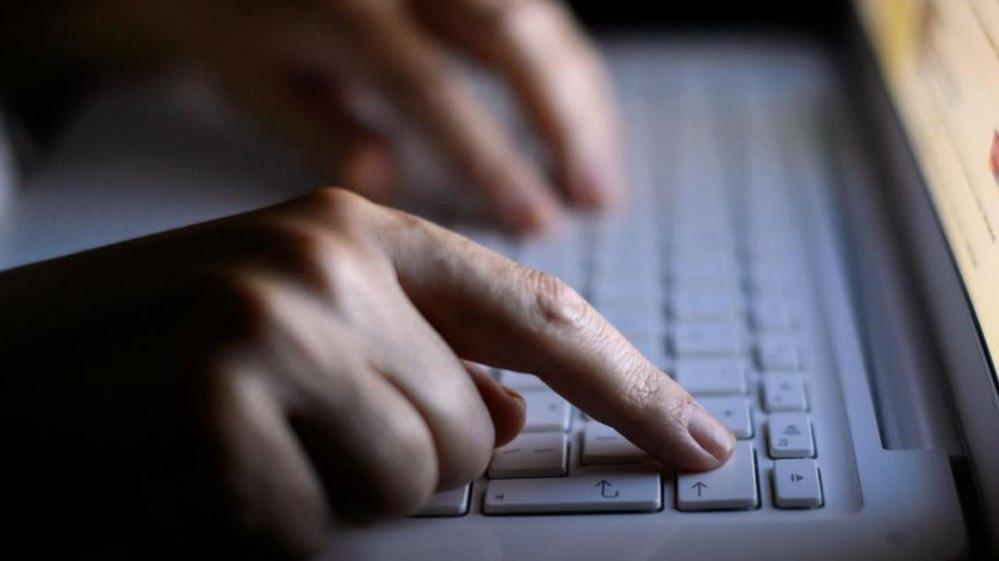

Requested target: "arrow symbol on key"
[
  {"left": 691, "top": 482, "right": 708, "bottom": 497},
  {"left": 595, "top": 480, "right": 619, "bottom": 498}
]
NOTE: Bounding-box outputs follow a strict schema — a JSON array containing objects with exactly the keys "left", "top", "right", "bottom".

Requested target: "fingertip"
[
  {"left": 497, "top": 192, "right": 564, "bottom": 235},
  {"left": 465, "top": 365, "right": 527, "bottom": 448},
  {"left": 562, "top": 159, "right": 627, "bottom": 211},
  {"left": 494, "top": 385, "right": 527, "bottom": 447},
  {"left": 345, "top": 135, "right": 396, "bottom": 203},
  {"left": 683, "top": 402, "right": 737, "bottom": 470}
]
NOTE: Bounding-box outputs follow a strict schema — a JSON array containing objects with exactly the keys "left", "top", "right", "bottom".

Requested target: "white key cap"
[
  {"left": 488, "top": 432, "right": 567, "bottom": 478},
  {"left": 523, "top": 390, "right": 571, "bottom": 432},
  {"left": 698, "top": 396, "right": 754, "bottom": 438},
  {"left": 773, "top": 459, "right": 823, "bottom": 508},
  {"left": 417, "top": 485, "right": 470, "bottom": 517},
  {"left": 483, "top": 468, "right": 662, "bottom": 514},
  {"left": 583, "top": 422, "right": 648, "bottom": 464},
  {"left": 672, "top": 290, "right": 741, "bottom": 321},
  {"left": 763, "top": 373, "right": 808, "bottom": 412},
  {"left": 751, "top": 299, "right": 795, "bottom": 331},
  {"left": 677, "top": 441, "right": 758, "bottom": 511},
  {"left": 673, "top": 358, "right": 749, "bottom": 395},
  {"left": 672, "top": 324, "right": 746, "bottom": 356},
  {"left": 498, "top": 370, "right": 548, "bottom": 390},
  {"left": 767, "top": 413, "right": 815, "bottom": 458},
  {"left": 757, "top": 337, "right": 802, "bottom": 370},
  {"left": 746, "top": 267, "right": 793, "bottom": 295}
]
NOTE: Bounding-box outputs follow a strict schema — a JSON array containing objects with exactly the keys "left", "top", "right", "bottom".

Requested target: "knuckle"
[
  {"left": 306, "top": 185, "right": 364, "bottom": 213},
  {"left": 254, "top": 218, "right": 366, "bottom": 297},
  {"left": 298, "top": 186, "right": 384, "bottom": 243},
  {"left": 182, "top": 269, "right": 277, "bottom": 342},
  {"left": 523, "top": 267, "right": 589, "bottom": 333},
  {"left": 621, "top": 366, "right": 666, "bottom": 412},
  {"left": 303, "top": 186, "right": 369, "bottom": 225}
]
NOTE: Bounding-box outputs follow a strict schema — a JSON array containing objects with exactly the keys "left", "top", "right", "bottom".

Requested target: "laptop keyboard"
[{"left": 427, "top": 55, "right": 830, "bottom": 517}]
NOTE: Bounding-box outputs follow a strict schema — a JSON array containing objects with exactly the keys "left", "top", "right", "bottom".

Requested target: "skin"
[
  {"left": 1, "top": 189, "right": 734, "bottom": 559},
  {"left": 7, "top": 0, "right": 625, "bottom": 232},
  {"left": 1, "top": 2, "right": 733, "bottom": 558}
]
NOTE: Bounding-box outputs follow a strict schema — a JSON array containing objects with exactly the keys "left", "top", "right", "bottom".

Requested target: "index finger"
[{"left": 358, "top": 197, "right": 736, "bottom": 471}]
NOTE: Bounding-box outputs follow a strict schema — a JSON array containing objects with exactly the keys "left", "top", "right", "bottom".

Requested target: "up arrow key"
[{"left": 677, "top": 441, "right": 759, "bottom": 511}]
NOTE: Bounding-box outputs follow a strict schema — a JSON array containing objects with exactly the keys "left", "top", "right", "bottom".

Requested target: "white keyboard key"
[
  {"left": 673, "top": 358, "right": 749, "bottom": 395},
  {"left": 672, "top": 324, "right": 746, "bottom": 356},
  {"left": 746, "top": 267, "right": 793, "bottom": 296},
  {"left": 523, "top": 390, "right": 571, "bottom": 432},
  {"left": 671, "top": 290, "right": 741, "bottom": 321},
  {"left": 751, "top": 299, "right": 795, "bottom": 331},
  {"left": 417, "top": 485, "right": 470, "bottom": 517},
  {"left": 483, "top": 468, "right": 662, "bottom": 514},
  {"left": 762, "top": 373, "right": 808, "bottom": 412},
  {"left": 697, "top": 396, "right": 753, "bottom": 438},
  {"left": 757, "top": 337, "right": 803, "bottom": 370},
  {"left": 498, "top": 370, "right": 548, "bottom": 390},
  {"left": 488, "top": 432, "right": 568, "bottom": 478},
  {"left": 671, "top": 278, "right": 742, "bottom": 299},
  {"left": 583, "top": 423, "right": 648, "bottom": 464},
  {"left": 772, "top": 459, "right": 823, "bottom": 508},
  {"left": 767, "top": 413, "right": 815, "bottom": 458},
  {"left": 677, "top": 441, "right": 758, "bottom": 511}
]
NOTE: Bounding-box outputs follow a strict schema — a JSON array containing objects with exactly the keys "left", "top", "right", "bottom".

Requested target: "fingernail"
[
  {"left": 686, "top": 403, "right": 736, "bottom": 464},
  {"left": 502, "top": 197, "right": 561, "bottom": 236},
  {"left": 565, "top": 161, "right": 623, "bottom": 210},
  {"left": 501, "top": 385, "right": 526, "bottom": 407}
]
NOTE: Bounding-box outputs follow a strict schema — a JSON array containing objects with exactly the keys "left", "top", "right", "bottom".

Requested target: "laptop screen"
[{"left": 858, "top": 0, "right": 999, "bottom": 378}]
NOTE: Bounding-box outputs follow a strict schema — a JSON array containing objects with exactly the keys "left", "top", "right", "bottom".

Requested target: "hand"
[
  {"left": 0, "top": 188, "right": 732, "bottom": 559},
  {"left": 48, "top": 0, "right": 624, "bottom": 232}
]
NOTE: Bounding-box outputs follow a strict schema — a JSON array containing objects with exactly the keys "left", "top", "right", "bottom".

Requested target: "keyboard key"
[
  {"left": 673, "top": 358, "right": 749, "bottom": 395},
  {"left": 677, "top": 441, "right": 758, "bottom": 511},
  {"left": 772, "top": 459, "right": 823, "bottom": 508},
  {"left": 671, "top": 290, "right": 741, "bottom": 321},
  {"left": 488, "top": 432, "right": 568, "bottom": 478},
  {"left": 757, "top": 337, "right": 803, "bottom": 370},
  {"left": 523, "top": 390, "right": 571, "bottom": 432},
  {"left": 751, "top": 299, "right": 795, "bottom": 331},
  {"left": 498, "top": 370, "right": 548, "bottom": 390},
  {"left": 417, "top": 485, "right": 470, "bottom": 517},
  {"left": 762, "top": 373, "right": 808, "bottom": 412},
  {"left": 483, "top": 468, "right": 662, "bottom": 514},
  {"left": 746, "top": 267, "right": 793, "bottom": 296},
  {"left": 767, "top": 413, "right": 815, "bottom": 458},
  {"left": 583, "top": 422, "right": 648, "bottom": 464},
  {"left": 672, "top": 324, "right": 746, "bottom": 356},
  {"left": 697, "top": 396, "right": 753, "bottom": 438}
]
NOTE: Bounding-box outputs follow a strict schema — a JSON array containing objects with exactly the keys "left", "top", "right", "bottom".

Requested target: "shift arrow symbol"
[
  {"left": 691, "top": 482, "right": 708, "bottom": 497},
  {"left": 595, "top": 480, "right": 619, "bottom": 498}
]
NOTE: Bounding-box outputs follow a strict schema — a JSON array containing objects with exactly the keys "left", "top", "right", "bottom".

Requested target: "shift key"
[{"left": 483, "top": 468, "right": 662, "bottom": 514}]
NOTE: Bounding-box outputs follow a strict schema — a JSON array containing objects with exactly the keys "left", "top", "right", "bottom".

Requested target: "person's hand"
[
  {"left": 49, "top": 0, "right": 624, "bottom": 232},
  {"left": 0, "top": 188, "right": 731, "bottom": 559}
]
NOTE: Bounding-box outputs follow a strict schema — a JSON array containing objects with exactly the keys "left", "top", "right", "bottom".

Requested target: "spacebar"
[{"left": 483, "top": 469, "right": 662, "bottom": 514}]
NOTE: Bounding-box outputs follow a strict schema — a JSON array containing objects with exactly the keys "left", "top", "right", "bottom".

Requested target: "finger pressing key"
[{"left": 367, "top": 201, "right": 736, "bottom": 471}]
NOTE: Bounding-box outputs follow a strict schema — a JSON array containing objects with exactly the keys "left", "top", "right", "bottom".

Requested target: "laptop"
[{"left": 1, "top": 1, "right": 996, "bottom": 559}]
